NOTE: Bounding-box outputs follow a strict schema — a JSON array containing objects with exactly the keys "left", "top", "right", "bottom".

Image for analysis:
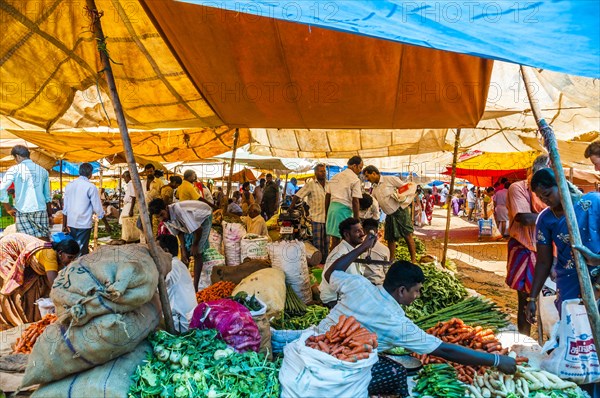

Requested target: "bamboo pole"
[
  {"left": 226, "top": 129, "right": 239, "bottom": 198},
  {"left": 85, "top": 0, "right": 174, "bottom": 333},
  {"left": 118, "top": 166, "right": 122, "bottom": 208},
  {"left": 59, "top": 159, "right": 63, "bottom": 195},
  {"left": 441, "top": 129, "right": 461, "bottom": 267},
  {"left": 521, "top": 65, "right": 600, "bottom": 344}
]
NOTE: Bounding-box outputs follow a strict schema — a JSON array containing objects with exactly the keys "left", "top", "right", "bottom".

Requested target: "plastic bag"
[
  {"left": 267, "top": 240, "right": 312, "bottom": 303},
  {"left": 222, "top": 222, "right": 246, "bottom": 266},
  {"left": 541, "top": 299, "right": 600, "bottom": 384},
  {"left": 190, "top": 299, "right": 260, "bottom": 352},
  {"left": 198, "top": 248, "right": 226, "bottom": 291},
  {"left": 208, "top": 228, "right": 223, "bottom": 254},
  {"left": 240, "top": 234, "right": 269, "bottom": 261},
  {"left": 279, "top": 330, "right": 378, "bottom": 398}
]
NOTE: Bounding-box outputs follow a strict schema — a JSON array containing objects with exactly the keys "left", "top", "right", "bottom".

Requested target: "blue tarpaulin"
[
  {"left": 326, "top": 165, "right": 417, "bottom": 180},
  {"left": 52, "top": 161, "right": 101, "bottom": 176},
  {"left": 181, "top": 1, "right": 599, "bottom": 78}
]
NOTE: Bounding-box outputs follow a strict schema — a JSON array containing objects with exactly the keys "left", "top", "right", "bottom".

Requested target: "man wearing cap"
[{"left": 363, "top": 165, "right": 416, "bottom": 263}]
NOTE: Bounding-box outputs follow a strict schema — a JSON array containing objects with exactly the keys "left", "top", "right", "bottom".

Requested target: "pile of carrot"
[
  {"left": 413, "top": 318, "right": 528, "bottom": 384},
  {"left": 305, "top": 315, "right": 377, "bottom": 362},
  {"left": 13, "top": 314, "right": 57, "bottom": 354},
  {"left": 196, "top": 281, "right": 237, "bottom": 303}
]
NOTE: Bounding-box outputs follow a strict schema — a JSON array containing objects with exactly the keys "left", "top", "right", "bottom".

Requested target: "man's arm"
[
  {"left": 191, "top": 227, "right": 203, "bottom": 291},
  {"left": 129, "top": 197, "right": 136, "bottom": 217},
  {"left": 177, "top": 231, "right": 189, "bottom": 264},
  {"left": 431, "top": 343, "right": 516, "bottom": 374},
  {"left": 198, "top": 197, "right": 217, "bottom": 210},
  {"left": 324, "top": 235, "right": 376, "bottom": 283},
  {"left": 514, "top": 213, "right": 538, "bottom": 226},
  {"left": 525, "top": 244, "right": 554, "bottom": 324},
  {"left": 352, "top": 197, "right": 360, "bottom": 220}
]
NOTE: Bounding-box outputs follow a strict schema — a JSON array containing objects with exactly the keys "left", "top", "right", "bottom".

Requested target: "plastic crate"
[{"left": 478, "top": 219, "right": 494, "bottom": 237}]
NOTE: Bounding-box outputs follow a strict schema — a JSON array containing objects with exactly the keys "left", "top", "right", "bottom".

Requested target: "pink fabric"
[{"left": 0, "top": 233, "right": 51, "bottom": 295}]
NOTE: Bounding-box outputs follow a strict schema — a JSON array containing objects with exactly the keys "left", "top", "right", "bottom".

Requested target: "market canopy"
[
  {"left": 442, "top": 151, "right": 541, "bottom": 187},
  {"left": 181, "top": 0, "right": 600, "bottom": 78},
  {"left": 6, "top": 127, "right": 249, "bottom": 163},
  {"left": 214, "top": 168, "right": 257, "bottom": 183}
]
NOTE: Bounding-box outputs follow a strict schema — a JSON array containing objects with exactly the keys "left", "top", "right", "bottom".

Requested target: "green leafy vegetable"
[
  {"left": 403, "top": 262, "right": 467, "bottom": 320},
  {"left": 129, "top": 329, "right": 281, "bottom": 398}
]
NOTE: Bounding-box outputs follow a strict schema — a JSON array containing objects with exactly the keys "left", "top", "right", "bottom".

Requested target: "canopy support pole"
[
  {"left": 569, "top": 167, "right": 574, "bottom": 183},
  {"left": 86, "top": 0, "right": 174, "bottom": 333},
  {"left": 521, "top": 65, "right": 600, "bottom": 344},
  {"left": 118, "top": 166, "right": 122, "bottom": 208},
  {"left": 441, "top": 129, "right": 461, "bottom": 267},
  {"left": 227, "top": 129, "right": 239, "bottom": 198},
  {"left": 59, "top": 159, "right": 63, "bottom": 196}
]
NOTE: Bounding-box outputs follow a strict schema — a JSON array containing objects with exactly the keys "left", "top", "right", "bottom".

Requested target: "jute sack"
[
  {"left": 51, "top": 245, "right": 158, "bottom": 326},
  {"left": 21, "top": 300, "right": 159, "bottom": 387},
  {"left": 31, "top": 340, "right": 151, "bottom": 398}
]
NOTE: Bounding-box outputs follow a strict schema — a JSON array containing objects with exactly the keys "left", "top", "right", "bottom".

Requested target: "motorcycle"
[{"left": 278, "top": 201, "right": 311, "bottom": 241}]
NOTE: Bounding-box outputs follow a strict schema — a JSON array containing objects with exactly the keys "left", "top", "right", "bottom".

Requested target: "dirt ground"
[{"left": 415, "top": 207, "right": 519, "bottom": 326}]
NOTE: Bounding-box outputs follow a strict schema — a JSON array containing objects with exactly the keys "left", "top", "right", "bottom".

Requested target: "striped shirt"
[
  {"left": 318, "top": 271, "right": 442, "bottom": 354},
  {"left": 294, "top": 179, "right": 328, "bottom": 223}
]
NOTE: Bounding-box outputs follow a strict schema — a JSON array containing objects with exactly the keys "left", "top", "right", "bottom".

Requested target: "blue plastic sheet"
[{"left": 181, "top": 1, "right": 599, "bottom": 78}]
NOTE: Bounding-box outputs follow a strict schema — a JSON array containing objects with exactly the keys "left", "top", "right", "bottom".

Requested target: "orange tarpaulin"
[{"left": 142, "top": 1, "right": 493, "bottom": 129}]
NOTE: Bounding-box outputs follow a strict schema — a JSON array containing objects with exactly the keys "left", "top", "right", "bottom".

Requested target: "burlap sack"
[
  {"left": 210, "top": 259, "right": 271, "bottom": 285},
  {"left": 51, "top": 245, "right": 158, "bottom": 326},
  {"left": 21, "top": 300, "right": 159, "bottom": 387},
  {"left": 31, "top": 340, "right": 151, "bottom": 398}
]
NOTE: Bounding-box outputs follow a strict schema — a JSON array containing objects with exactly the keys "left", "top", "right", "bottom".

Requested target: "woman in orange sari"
[{"left": 0, "top": 233, "right": 79, "bottom": 327}]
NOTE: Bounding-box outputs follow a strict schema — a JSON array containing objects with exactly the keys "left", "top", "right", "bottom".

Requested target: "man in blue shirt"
[
  {"left": 0, "top": 145, "right": 52, "bottom": 240},
  {"left": 62, "top": 163, "right": 106, "bottom": 255}
]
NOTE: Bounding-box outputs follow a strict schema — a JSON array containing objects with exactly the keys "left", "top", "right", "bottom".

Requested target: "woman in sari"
[
  {"left": 423, "top": 189, "right": 435, "bottom": 225},
  {"left": 0, "top": 233, "right": 80, "bottom": 327},
  {"left": 413, "top": 186, "right": 424, "bottom": 227}
]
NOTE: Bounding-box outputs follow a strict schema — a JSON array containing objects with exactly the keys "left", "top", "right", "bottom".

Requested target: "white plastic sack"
[
  {"left": 241, "top": 234, "right": 269, "bottom": 261},
  {"left": 268, "top": 240, "right": 312, "bottom": 303},
  {"left": 279, "top": 330, "right": 378, "bottom": 398},
  {"left": 270, "top": 327, "right": 309, "bottom": 354},
  {"left": 209, "top": 228, "right": 223, "bottom": 254},
  {"left": 541, "top": 299, "right": 600, "bottom": 384},
  {"left": 539, "top": 295, "right": 560, "bottom": 339},
  {"left": 223, "top": 222, "right": 246, "bottom": 266},
  {"left": 198, "top": 249, "right": 226, "bottom": 291}
]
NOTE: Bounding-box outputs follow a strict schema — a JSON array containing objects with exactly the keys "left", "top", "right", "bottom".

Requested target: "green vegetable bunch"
[
  {"left": 414, "top": 364, "right": 466, "bottom": 397},
  {"left": 284, "top": 284, "right": 307, "bottom": 317},
  {"left": 415, "top": 296, "right": 510, "bottom": 331},
  {"left": 394, "top": 236, "right": 426, "bottom": 262},
  {"left": 231, "top": 291, "right": 263, "bottom": 312},
  {"left": 129, "top": 329, "right": 281, "bottom": 398},
  {"left": 403, "top": 262, "right": 467, "bottom": 320},
  {"left": 271, "top": 305, "right": 329, "bottom": 330}
]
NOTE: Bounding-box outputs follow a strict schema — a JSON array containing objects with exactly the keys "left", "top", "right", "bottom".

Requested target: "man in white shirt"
[
  {"left": 320, "top": 238, "right": 517, "bottom": 396},
  {"left": 149, "top": 198, "right": 213, "bottom": 291},
  {"left": 0, "top": 145, "right": 52, "bottom": 239},
  {"left": 62, "top": 163, "right": 106, "bottom": 255},
  {"left": 363, "top": 165, "right": 416, "bottom": 263},
  {"left": 290, "top": 163, "right": 329, "bottom": 259},
  {"left": 440, "top": 184, "right": 450, "bottom": 205},
  {"left": 119, "top": 170, "right": 136, "bottom": 221},
  {"left": 325, "top": 156, "right": 363, "bottom": 249},
  {"left": 360, "top": 218, "right": 390, "bottom": 285},
  {"left": 157, "top": 234, "right": 197, "bottom": 332},
  {"left": 319, "top": 217, "right": 366, "bottom": 307}
]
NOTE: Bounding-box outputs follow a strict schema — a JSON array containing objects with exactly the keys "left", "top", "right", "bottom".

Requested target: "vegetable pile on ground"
[
  {"left": 465, "top": 366, "right": 588, "bottom": 398},
  {"left": 403, "top": 262, "right": 467, "bottom": 320},
  {"left": 412, "top": 318, "right": 528, "bottom": 384},
  {"left": 231, "top": 291, "right": 263, "bottom": 312},
  {"left": 271, "top": 305, "right": 329, "bottom": 330},
  {"left": 413, "top": 363, "right": 466, "bottom": 397},
  {"left": 129, "top": 329, "right": 281, "bottom": 398},
  {"left": 196, "top": 281, "right": 236, "bottom": 303},
  {"left": 13, "top": 314, "right": 57, "bottom": 354},
  {"left": 394, "top": 236, "right": 426, "bottom": 262},
  {"left": 415, "top": 296, "right": 510, "bottom": 331},
  {"left": 305, "top": 315, "right": 377, "bottom": 362},
  {"left": 283, "top": 284, "right": 307, "bottom": 316}
]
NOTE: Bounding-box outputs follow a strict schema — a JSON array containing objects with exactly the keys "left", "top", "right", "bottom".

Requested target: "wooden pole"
[
  {"left": 86, "top": 0, "right": 175, "bottom": 333},
  {"left": 59, "top": 159, "right": 63, "bottom": 195},
  {"left": 118, "top": 166, "right": 122, "bottom": 208},
  {"left": 521, "top": 65, "right": 600, "bottom": 344},
  {"left": 441, "top": 129, "right": 461, "bottom": 267},
  {"left": 569, "top": 167, "right": 574, "bottom": 183},
  {"left": 226, "top": 129, "right": 239, "bottom": 198}
]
